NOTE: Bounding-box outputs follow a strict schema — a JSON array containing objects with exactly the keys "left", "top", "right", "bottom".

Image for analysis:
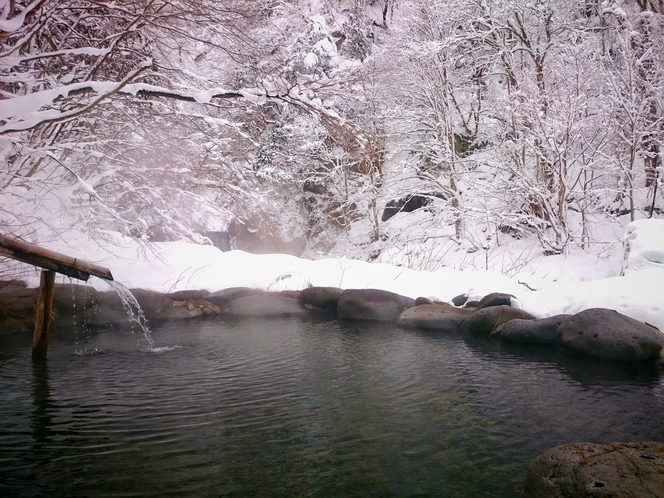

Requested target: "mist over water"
[{"left": 0, "top": 317, "right": 662, "bottom": 497}]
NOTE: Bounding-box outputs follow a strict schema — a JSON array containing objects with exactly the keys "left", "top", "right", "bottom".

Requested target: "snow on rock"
[
  {"left": 622, "top": 218, "right": 664, "bottom": 274},
  {"left": 518, "top": 270, "right": 664, "bottom": 333}
]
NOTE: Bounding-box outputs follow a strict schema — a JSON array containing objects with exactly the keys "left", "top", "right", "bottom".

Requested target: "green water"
[{"left": 1, "top": 317, "right": 662, "bottom": 497}]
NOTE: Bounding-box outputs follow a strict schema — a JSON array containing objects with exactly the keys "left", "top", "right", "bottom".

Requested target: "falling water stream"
[{"left": 102, "top": 279, "right": 154, "bottom": 350}]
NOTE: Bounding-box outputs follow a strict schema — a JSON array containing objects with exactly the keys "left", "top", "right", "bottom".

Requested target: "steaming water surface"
[{"left": 1, "top": 317, "right": 663, "bottom": 497}]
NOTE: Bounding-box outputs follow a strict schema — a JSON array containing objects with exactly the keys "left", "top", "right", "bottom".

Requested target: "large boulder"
[
  {"left": 337, "top": 289, "right": 415, "bottom": 322},
  {"left": 477, "top": 292, "right": 515, "bottom": 310},
  {"left": 78, "top": 306, "right": 135, "bottom": 328},
  {"left": 299, "top": 286, "right": 343, "bottom": 312},
  {"left": 460, "top": 305, "right": 536, "bottom": 337},
  {"left": 166, "top": 289, "right": 210, "bottom": 301},
  {"left": 523, "top": 442, "right": 664, "bottom": 498},
  {"left": 558, "top": 308, "right": 664, "bottom": 361},
  {"left": 451, "top": 293, "right": 469, "bottom": 307},
  {"left": 154, "top": 296, "right": 219, "bottom": 321},
  {"left": 53, "top": 284, "right": 100, "bottom": 314},
  {"left": 0, "top": 282, "right": 34, "bottom": 333},
  {"left": 490, "top": 315, "right": 571, "bottom": 345},
  {"left": 206, "top": 287, "right": 260, "bottom": 308},
  {"left": 154, "top": 306, "right": 204, "bottom": 320},
  {"left": 98, "top": 288, "right": 171, "bottom": 318},
  {"left": 0, "top": 281, "right": 36, "bottom": 323},
  {"left": 131, "top": 289, "right": 174, "bottom": 316},
  {"left": 0, "top": 318, "right": 32, "bottom": 334},
  {"left": 66, "top": 289, "right": 173, "bottom": 328},
  {"left": 398, "top": 304, "right": 474, "bottom": 332},
  {"left": 163, "top": 290, "right": 219, "bottom": 317},
  {"left": 222, "top": 294, "right": 307, "bottom": 317}
]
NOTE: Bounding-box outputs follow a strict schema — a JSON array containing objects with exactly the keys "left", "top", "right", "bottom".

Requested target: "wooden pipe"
[{"left": 0, "top": 234, "right": 113, "bottom": 282}]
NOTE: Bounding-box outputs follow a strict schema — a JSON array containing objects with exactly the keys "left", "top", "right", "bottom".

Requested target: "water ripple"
[{"left": 0, "top": 317, "right": 662, "bottom": 498}]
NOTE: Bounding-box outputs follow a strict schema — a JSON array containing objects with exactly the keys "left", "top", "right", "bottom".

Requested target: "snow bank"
[
  {"left": 12, "top": 220, "right": 664, "bottom": 333},
  {"left": 622, "top": 218, "right": 664, "bottom": 274}
]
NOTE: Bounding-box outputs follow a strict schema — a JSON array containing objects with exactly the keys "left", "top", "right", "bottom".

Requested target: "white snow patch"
[
  {"left": 622, "top": 218, "right": 664, "bottom": 274},
  {"left": 304, "top": 52, "right": 319, "bottom": 68},
  {"left": 313, "top": 38, "right": 336, "bottom": 57},
  {"left": 11, "top": 220, "right": 664, "bottom": 333}
]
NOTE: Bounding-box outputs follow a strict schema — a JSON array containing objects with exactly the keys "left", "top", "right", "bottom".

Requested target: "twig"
[{"left": 518, "top": 280, "right": 538, "bottom": 291}]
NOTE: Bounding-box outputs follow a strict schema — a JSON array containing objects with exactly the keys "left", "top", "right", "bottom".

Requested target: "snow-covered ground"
[{"left": 11, "top": 218, "right": 664, "bottom": 333}]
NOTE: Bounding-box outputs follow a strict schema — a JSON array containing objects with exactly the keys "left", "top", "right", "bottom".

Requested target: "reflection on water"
[
  {"left": 0, "top": 317, "right": 663, "bottom": 497},
  {"left": 30, "top": 362, "right": 53, "bottom": 448}
]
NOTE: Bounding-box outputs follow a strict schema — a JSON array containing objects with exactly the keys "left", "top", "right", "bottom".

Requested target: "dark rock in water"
[
  {"left": 163, "top": 290, "right": 219, "bottom": 317},
  {"left": 279, "top": 289, "right": 301, "bottom": 300},
  {"left": 80, "top": 307, "right": 135, "bottom": 328},
  {"left": 132, "top": 289, "right": 172, "bottom": 316},
  {"left": 155, "top": 306, "right": 204, "bottom": 320},
  {"left": 99, "top": 289, "right": 171, "bottom": 318},
  {"left": 460, "top": 305, "right": 536, "bottom": 337},
  {"left": 0, "top": 318, "right": 32, "bottom": 334},
  {"left": 0, "top": 294, "right": 36, "bottom": 320},
  {"left": 451, "top": 293, "right": 468, "bottom": 307},
  {"left": 53, "top": 283, "right": 100, "bottom": 314},
  {"left": 398, "top": 303, "right": 474, "bottom": 332},
  {"left": 0, "top": 280, "right": 34, "bottom": 298},
  {"left": 558, "top": 308, "right": 664, "bottom": 361},
  {"left": 299, "top": 286, "right": 343, "bottom": 312},
  {"left": 222, "top": 294, "right": 307, "bottom": 317},
  {"left": 151, "top": 291, "right": 219, "bottom": 320},
  {"left": 206, "top": 287, "right": 260, "bottom": 308},
  {"left": 0, "top": 282, "right": 36, "bottom": 324},
  {"left": 198, "top": 300, "right": 221, "bottom": 316},
  {"left": 415, "top": 296, "right": 434, "bottom": 306},
  {"left": 337, "top": 289, "right": 416, "bottom": 322},
  {"left": 477, "top": 292, "right": 515, "bottom": 310},
  {"left": 491, "top": 314, "right": 571, "bottom": 345},
  {"left": 523, "top": 442, "right": 664, "bottom": 498}
]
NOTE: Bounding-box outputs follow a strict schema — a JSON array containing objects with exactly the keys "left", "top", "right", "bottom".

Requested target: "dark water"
[{"left": 1, "top": 317, "right": 663, "bottom": 498}]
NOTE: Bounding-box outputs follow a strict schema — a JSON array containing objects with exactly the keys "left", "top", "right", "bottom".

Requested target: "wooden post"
[{"left": 32, "top": 270, "right": 56, "bottom": 362}]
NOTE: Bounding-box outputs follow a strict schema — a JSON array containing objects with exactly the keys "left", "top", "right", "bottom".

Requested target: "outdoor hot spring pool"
[{"left": 1, "top": 316, "right": 663, "bottom": 497}]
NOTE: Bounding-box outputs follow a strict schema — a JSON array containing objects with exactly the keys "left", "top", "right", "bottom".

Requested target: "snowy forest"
[{"left": 1, "top": 0, "right": 663, "bottom": 276}]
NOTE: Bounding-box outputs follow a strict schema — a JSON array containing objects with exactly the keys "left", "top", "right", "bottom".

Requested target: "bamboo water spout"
[
  {"left": 0, "top": 234, "right": 113, "bottom": 281},
  {"left": 0, "top": 234, "right": 114, "bottom": 360}
]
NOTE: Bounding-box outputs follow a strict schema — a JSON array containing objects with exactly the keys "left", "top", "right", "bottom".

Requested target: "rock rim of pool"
[
  {"left": 523, "top": 441, "right": 664, "bottom": 498},
  {"left": 1, "top": 282, "right": 663, "bottom": 363}
]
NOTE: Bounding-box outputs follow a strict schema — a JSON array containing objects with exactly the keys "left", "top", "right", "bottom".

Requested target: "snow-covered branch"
[{"left": 0, "top": 61, "right": 152, "bottom": 134}]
